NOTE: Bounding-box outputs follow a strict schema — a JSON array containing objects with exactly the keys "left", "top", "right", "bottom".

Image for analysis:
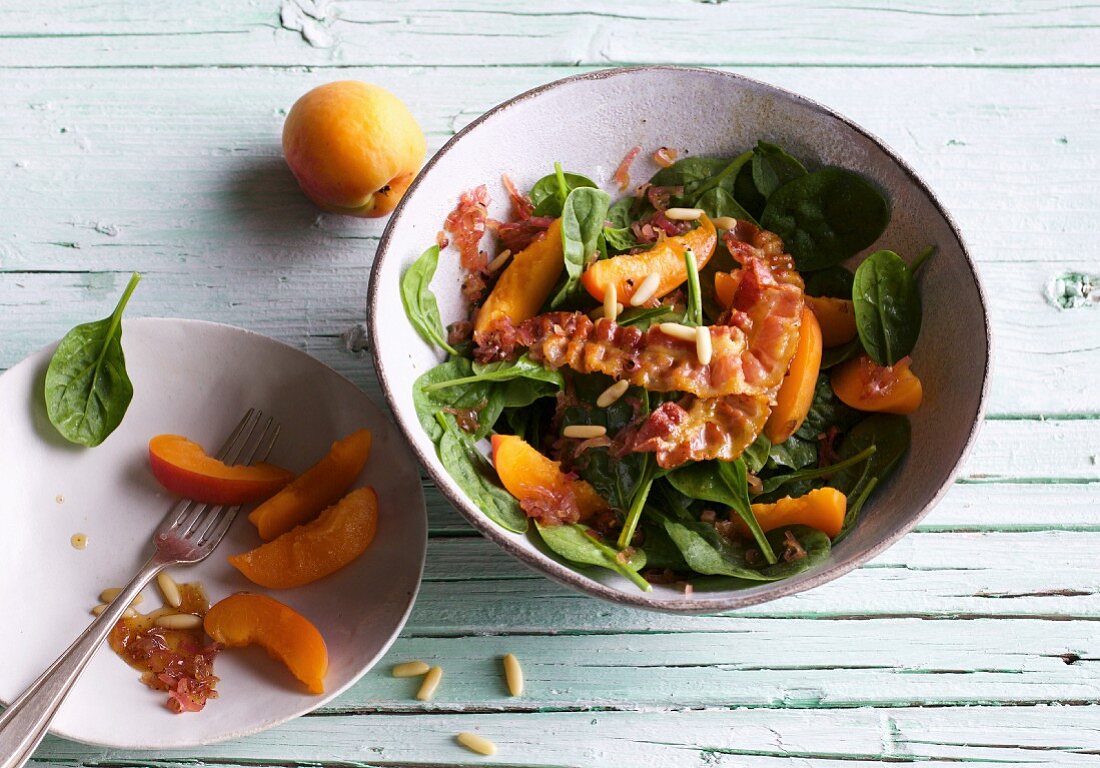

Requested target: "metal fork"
[{"left": 0, "top": 409, "right": 280, "bottom": 768}]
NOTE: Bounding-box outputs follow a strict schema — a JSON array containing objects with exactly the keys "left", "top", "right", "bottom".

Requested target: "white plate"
[{"left": 0, "top": 318, "right": 426, "bottom": 748}]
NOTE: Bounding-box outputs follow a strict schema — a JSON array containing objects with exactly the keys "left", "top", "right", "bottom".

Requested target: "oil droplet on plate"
[
  {"left": 56, "top": 494, "right": 65, "bottom": 504},
  {"left": 70, "top": 532, "right": 88, "bottom": 550}
]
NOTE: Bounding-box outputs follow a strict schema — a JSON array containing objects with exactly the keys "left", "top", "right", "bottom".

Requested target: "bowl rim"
[{"left": 368, "top": 65, "right": 992, "bottom": 614}]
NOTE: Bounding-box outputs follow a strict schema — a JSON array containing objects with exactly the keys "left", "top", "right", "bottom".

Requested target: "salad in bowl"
[{"left": 401, "top": 141, "right": 928, "bottom": 594}]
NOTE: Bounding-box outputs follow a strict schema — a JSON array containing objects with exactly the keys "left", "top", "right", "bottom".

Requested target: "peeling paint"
[
  {"left": 1045, "top": 272, "right": 1098, "bottom": 309},
  {"left": 279, "top": 0, "right": 335, "bottom": 49}
]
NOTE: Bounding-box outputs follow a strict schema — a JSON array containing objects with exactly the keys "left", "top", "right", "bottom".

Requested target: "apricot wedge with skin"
[
  {"left": 491, "top": 434, "right": 607, "bottom": 522},
  {"left": 475, "top": 219, "right": 563, "bottom": 334},
  {"left": 204, "top": 593, "right": 328, "bottom": 694},
  {"left": 582, "top": 214, "right": 717, "bottom": 304},
  {"left": 764, "top": 307, "right": 823, "bottom": 445},
  {"left": 745, "top": 487, "right": 847, "bottom": 539},
  {"left": 806, "top": 295, "right": 858, "bottom": 348},
  {"left": 231, "top": 486, "right": 378, "bottom": 589},
  {"left": 249, "top": 429, "right": 372, "bottom": 541},
  {"left": 831, "top": 353, "right": 923, "bottom": 415},
  {"left": 148, "top": 434, "right": 294, "bottom": 505}
]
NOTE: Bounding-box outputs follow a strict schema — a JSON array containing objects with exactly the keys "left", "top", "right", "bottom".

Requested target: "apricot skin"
[
  {"left": 148, "top": 434, "right": 294, "bottom": 505},
  {"left": 750, "top": 487, "right": 847, "bottom": 538},
  {"left": 490, "top": 435, "right": 606, "bottom": 522},
  {"left": 475, "top": 219, "right": 563, "bottom": 334},
  {"left": 282, "top": 81, "right": 425, "bottom": 218},
  {"left": 249, "top": 429, "right": 372, "bottom": 541},
  {"left": 831, "top": 354, "right": 924, "bottom": 415},
  {"left": 204, "top": 593, "right": 328, "bottom": 694},
  {"left": 764, "top": 307, "right": 823, "bottom": 445},
  {"left": 232, "top": 486, "right": 378, "bottom": 589}
]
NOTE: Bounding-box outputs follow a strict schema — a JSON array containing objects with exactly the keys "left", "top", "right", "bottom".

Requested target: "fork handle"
[{"left": 0, "top": 556, "right": 165, "bottom": 768}]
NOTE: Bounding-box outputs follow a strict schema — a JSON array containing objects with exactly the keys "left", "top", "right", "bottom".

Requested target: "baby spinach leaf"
[
  {"left": 852, "top": 249, "right": 922, "bottom": 366},
  {"left": 695, "top": 187, "right": 757, "bottom": 225},
  {"left": 413, "top": 359, "right": 492, "bottom": 442},
  {"left": 831, "top": 414, "right": 911, "bottom": 502},
  {"left": 650, "top": 508, "right": 776, "bottom": 581},
  {"left": 530, "top": 165, "right": 598, "bottom": 218},
  {"left": 617, "top": 305, "right": 681, "bottom": 330},
  {"left": 497, "top": 377, "right": 560, "bottom": 409},
  {"left": 767, "top": 436, "right": 818, "bottom": 470},
  {"left": 639, "top": 517, "right": 689, "bottom": 571},
  {"left": 649, "top": 156, "right": 729, "bottom": 195},
  {"left": 550, "top": 186, "right": 611, "bottom": 308},
  {"left": 666, "top": 459, "right": 776, "bottom": 564},
  {"left": 795, "top": 375, "right": 862, "bottom": 441},
  {"left": 759, "top": 444, "right": 876, "bottom": 496},
  {"left": 734, "top": 161, "right": 767, "bottom": 220},
  {"left": 536, "top": 522, "right": 650, "bottom": 591},
  {"left": 803, "top": 265, "right": 855, "bottom": 299},
  {"left": 437, "top": 415, "right": 528, "bottom": 534},
  {"left": 400, "top": 245, "right": 457, "bottom": 355},
  {"left": 761, "top": 167, "right": 889, "bottom": 271},
  {"left": 820, "top": 338, "right": 863, "bottom": 370},
  {"left": 751, "top": 141, "right": 807, "bottom": 199},
  {"left": 742, "top": 434, "right": 772, "bottom": 474},
  {"left": 44, "top": 272, "right": 141, "bottom": 447},
  {"left": 422, "top": 354, "right": 563, "bottom": 393},
  {"left": 758, "top": 526, "right": 831, "bottom": 579},
  {"left": 604, "top": 196, "right": 639, "bottom": 253}
]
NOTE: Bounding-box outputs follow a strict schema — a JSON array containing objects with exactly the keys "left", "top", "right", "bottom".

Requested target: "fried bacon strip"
[
  {"left": 517, "top": 313, "right": 781, "bottom": 399},
  {"left": 444, "top": 185, "right": 490, "bottom": 272},
  {"left": 631, "top": 394, "right": 771, "bottom": 469}
]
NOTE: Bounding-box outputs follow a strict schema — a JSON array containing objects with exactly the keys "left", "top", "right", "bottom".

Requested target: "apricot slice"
[
  {"left": 204, "top": 593, "right": 328, "bottom": 694},
  {"left": 475, "top": 219, "right": 563, "bottom": 334},
  {"left": 148, "top": 435, "right": 294, "bottom": 505},
  {"left": 249, "top": 429, "right": 372, "bottom": 541},
  {"left": 764, "top": 307, "right": 823, "bottom": 444},
  {"left": 831, "top": 354, "right": 923, "bottom": 415},
  {"left": 582, "top": 214, "right": 717, "bottom": 304},
  {"left": 806, "top": 295, "right": 858, "bottom": 348},
  {"left": 746, "top": 487, "right": 847, "bottom": 539},
  {"left": 490, "top": 435, "right": 607, "bottom": 522},
  {"left": 714, "top": 270, "right": 738, "bottom": 309}
]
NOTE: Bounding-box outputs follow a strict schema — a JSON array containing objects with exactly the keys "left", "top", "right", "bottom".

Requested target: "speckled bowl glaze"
[{"left": 368, "top": 67, "right": 990, "bottom": 613}]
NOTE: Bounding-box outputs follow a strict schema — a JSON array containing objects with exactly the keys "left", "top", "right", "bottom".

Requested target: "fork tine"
[
  {"left": 221, "top": 409, "right": 263, "bottom": 465},
  {"left": 195, "top": 417, "right": 281, "bottom": 545},
  {"left": 180, "top": 410, "right": 265, "bottom": 537},
  {"left": 214, "top": 408, "right": 258, "bottom": 462}
]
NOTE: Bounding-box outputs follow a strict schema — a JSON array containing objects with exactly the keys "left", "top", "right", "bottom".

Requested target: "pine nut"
[
  {"left": 664, "top": 207, "right": 704, "bottom": 221},
  {"left": 99, "top": 588, "right": 143, "bottom": 608},
  {"left": 713, "top": 216, "right": 739, "bottom": 231},
  {"left": 486, "top": 249, "right": 512, "bottom": 272},
  {"left": 416, "top": 666, "right": 443, "bottom": 701},
  {"left": 590, "top": 303, "right": 624, "bottom": 321},
  {"left": 696, "top": 326, "right": 713, "bottom": 365},
  {"left": 155, "top": 613, "right": 202, "bottom": 630},
  {"left": 629, "top": 273, "right": 661, "bottom": 306},
  {"left": 92, "top": 604, "right": 137, "bottom": 618},
  {"left": 596, "top": 379, "right": 630, "bottom": 408},
  {"left": 503, "top": 653, "right": 524, "bottom": 697},
  {"left": 456, "top": 732, "right": 498, "bottom": 756},
  {"left": 657, "top": 322, "right": 698, "bottom": 342},
  {"left": 603, "top": 283, "right": 619, "bottom": 323},
  {"left": 563, "top": 425, "right": 607, "bottom": 440},
  {"left": 157, "top": 571, "right": 182, "bottom": 609},
  {"left": 392, "top": 660, "right": 431, "bottom": 678}
]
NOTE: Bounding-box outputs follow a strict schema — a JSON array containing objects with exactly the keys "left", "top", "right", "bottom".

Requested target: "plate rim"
[
  {"left": 367, "top": 65, "right": 992, "bottom": 614},
  {"left": 0, "top": 316, "right": 427, "bottom": 748}
]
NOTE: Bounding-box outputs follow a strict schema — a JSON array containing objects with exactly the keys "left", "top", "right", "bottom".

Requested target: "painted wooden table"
[{"left": 3, "top": 2, "right": 1099, "bottom": 765}]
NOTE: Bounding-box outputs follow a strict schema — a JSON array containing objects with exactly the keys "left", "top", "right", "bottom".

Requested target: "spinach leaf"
[
  {"left": 832, "top": 414, "right": 911, "bottom": 502},
  {"left": 604, "top": 196, "right": 638, "bottom": 253},
  {"left": 759, "top": 526, "right": 831, "bottom": 579},
  {"left": 751, "top": 141, "right": 807, "bottom": 199},
  {"left": 413, "top": 359, "right": 492, "bottom": 442},
  {"left": 422, "top": 354, "right": 563, "bottom": 394},
  {"left": 742, "top": 434, "right": 772, "bottom": 474},
  {"left": 437, "top": 415, "right": 528, "bottom": 533},
  {"left": 639, "top": 517, "right": 689, "bottom": 571},
  {"left": 759, "top": 444, "right": 876, "bottom": 496},
  {"left": 803, "top": 266, "right": 855, "bottom": 299},
  {"left": 550, "top": 186, "right": 612, "bottom": 308},
  {"left": 666, "top": 459, "right": 777, "bottom": 564},
  {"left": 761, "top": 167, "right": 889, "bottom": 271},
  {"left": 767, "top": 436, "right": 818, "bottom": 470},
  {"left": 652, "top": 509, "right": 770, "bottom": 580},
  {"left": 649, "top": 156, "right": 729, "bottom": 197},
  {"left": 530, "top": 165, "right": 598, "bottom": 218},
  {"left": 536, "top": 522, "right": 650, "bottom": 591},
  {"left": 44, "top": 272, "right": 141, "bottom": 447},
  {"left": 820, "top": 338, "right": 863, "bottom": 370},
  {"left": 852, "top": 249, "right": 922, "bottom": 366},
  {"left": 795, "top": 375, "right": 862, "bottom": 441},
  {"left": 617, "top": 305, "right": 681, "bottom": 330},
  {"left": 734, "top": 161, "right": 766, "bottom": 220},
  {"left": 400, "top": 245, "right": 457, "bottom": 355},
  {"left": 695, "top": 187, "right": 757, "bottom": 225},
  {"left": 497, "top": 377, "right": 560, "bottom": 409}
]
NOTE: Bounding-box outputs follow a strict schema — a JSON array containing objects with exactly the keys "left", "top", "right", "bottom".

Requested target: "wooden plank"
[
  {"left": 32, "top": 705, "right": 1100, "bottom": 767},
  {"left": 1, "top": 66, "right": 1097, "bottom": 415},
  {"left": 3, "top": 0, "right": 1100, "bottom": 68}
]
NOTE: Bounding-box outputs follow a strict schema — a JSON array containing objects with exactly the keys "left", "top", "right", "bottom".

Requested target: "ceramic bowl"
[{"left": 368, "top": 66, "right": 990, "bottom": 613}]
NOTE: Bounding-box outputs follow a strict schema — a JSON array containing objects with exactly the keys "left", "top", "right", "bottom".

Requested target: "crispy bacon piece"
[
  {"left": 724, "top": 224, "right": 804, "bottom": 290},
  {"left": 444, "top": 185, "right": 490, "bottom": 272},
  {"left": 473, "top": 316, "right": 521, "bottom": 363},
  {"left": 653, "top": 146, "right": 679, "bottom": 168},
  {"left": 613, "top": 145, "right": 642, "bottom": 191},
  {"left": 645, "top": 185, "right": 683, "bottom": 212},
  {"left": 631, "top": 210, "right": 691, "bottom": 245},
  {"left": 517, "top": 312, "right": 791, "bottom": 399},
  {"left": 631, "top": 394, "right": 771, "bottom": 468},
  {"left": 488, "top": 216, "right": 555, "bottom": 253},
  {"left": 519, "top": 483, "right": 590, "bottom": 526},
  {"left": 501, "top": 173, "right": 535, "bottom": 220}
]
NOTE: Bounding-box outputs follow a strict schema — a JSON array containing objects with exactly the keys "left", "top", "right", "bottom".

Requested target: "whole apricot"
[{"left": 282, "top": 81, "right": 425, "bottom": 218}]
